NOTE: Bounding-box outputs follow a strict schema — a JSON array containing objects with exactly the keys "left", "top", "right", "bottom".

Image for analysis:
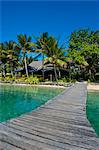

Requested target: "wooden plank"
[
  {"left": 0, "top": 82, "right": 99, "bottom": 150},
  {"left": 0, "top": 122, "right": 98, "bottom": 149},
  {"left": 0, "top": 141, "right": 22, "bottom": 150}
]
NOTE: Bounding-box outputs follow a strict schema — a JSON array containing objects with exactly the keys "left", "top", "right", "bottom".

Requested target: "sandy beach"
[
  {"left": 0, "top": 82, "right": 66, "bottom": 89},
  {"left": 87, "top": 83, "right": 99, "bottom": 91},
  {"left": 1, "top": 82, "right": 99, "bottom": 90}
]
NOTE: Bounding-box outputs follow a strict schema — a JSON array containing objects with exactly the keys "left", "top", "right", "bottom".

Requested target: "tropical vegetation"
[{"left": 0, "top": 29, "right": 99, "bottom": 84}]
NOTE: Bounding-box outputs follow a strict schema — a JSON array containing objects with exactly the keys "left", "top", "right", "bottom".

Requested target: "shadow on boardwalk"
[{"left": 0, "top": 82, "right": 99, "bottom": 150}]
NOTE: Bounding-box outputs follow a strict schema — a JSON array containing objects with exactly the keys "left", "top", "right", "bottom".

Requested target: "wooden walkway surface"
[{"left": 0, "top": 83, "right": 99, "bottom": 150}]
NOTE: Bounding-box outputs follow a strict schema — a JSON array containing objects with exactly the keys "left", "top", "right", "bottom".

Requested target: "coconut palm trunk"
[
  {"left": 3, "top": 64, "right": 6, "bottom": 77},
  {"left": 57, "top": 67, "right": 61, "bottom": 78},
  {"left": 24, "top": 57, "right": 29, "bottom": 78},
  {"left": 10, "top": 63, "right": 14, "bottom": 77},
  {"left": 53, "top": 64, "right": 58, "bottom": 84},
  {"left": 17, "top": 34, "right": 33, "bottom": 78},
  {"left": 42, "top": 53, "right": 45, "bottom": 80}
]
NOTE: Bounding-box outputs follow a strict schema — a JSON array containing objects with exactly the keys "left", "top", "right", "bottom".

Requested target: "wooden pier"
[{"left": 0, "top": 83, "right": 99, "bottom": 150}]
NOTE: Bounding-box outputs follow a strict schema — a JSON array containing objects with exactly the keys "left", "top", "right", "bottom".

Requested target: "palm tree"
[
  {"left": 35, "top": 32, "right": 50, "bottom": 79},
  {"left": 16, "top": 34, "right": 34, "bottom": 77},
  {"left": 44, "top": 36, "right": 66, "bottom": 82},
  {"left": 0, "top": 43, "right": 7, "bottom": 77},
  {"left": 5, "top": 41, "right": 20, "bottom": 77}
]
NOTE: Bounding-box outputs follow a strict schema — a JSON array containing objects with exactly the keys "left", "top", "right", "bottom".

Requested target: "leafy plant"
[
  {"left": 25, "top": 76, "right": 39, "bottom": 84},
  {"left": 15, "top": 77, "right": 26, "bottom": 83},
  {"left": 68, "top": 29, "right": 99, "bottom": 81}
]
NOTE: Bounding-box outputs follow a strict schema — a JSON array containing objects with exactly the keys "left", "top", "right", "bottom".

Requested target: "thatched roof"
[
  {"left": 29, "top": 61, "right": 43, "bottom": 70},
  {"left": 29, "top": 60, "right": 54, "bottom": 71}
]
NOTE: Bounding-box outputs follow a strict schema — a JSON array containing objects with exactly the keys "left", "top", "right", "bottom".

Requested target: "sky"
[{"left": 0, "top": 0, "right": 99, "bottom": 44}]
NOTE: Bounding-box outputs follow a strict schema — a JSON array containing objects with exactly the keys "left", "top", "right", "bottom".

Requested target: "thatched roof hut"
[{"left": 29, "top": 61, "right": 43, "bottom": 70}]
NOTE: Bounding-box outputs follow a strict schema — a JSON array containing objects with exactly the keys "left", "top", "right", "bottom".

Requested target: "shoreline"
[
  {"left": 87, "top": 83, "right": 99, "bottom": 91},
  {"left": 1, "top": 82, "right": 99, "bottom": 91},
  {"left": 0, "top": 82, "right": 67, "bottom": 89}
]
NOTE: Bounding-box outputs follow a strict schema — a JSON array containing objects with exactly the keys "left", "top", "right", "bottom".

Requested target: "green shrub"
[
  {"left": 6, "top": 73, "right": 11, "bottom": 76},
  {"left": 12, "top": 77, "right": 16, "bottom": 81},
  {"left": 0, "top": 77, "right": 4, "bottom": 81},
  {"left": 71, "top": 79, "right": 76, "bottom": 83},
  {"left": 4, "top": 76, "right": 12, "bottom": 82},
  {"left": 0, "top": 73, "right": 2, "bottom": 77},
  {"left": 25, "top": 76, "right": 39, "bottom": 84},
  {"left": 22, "top": 75, "right": 27, "bottom": 78},
  {"left": 88, "top": 79, "right": 91, "bottom": 83},
  {"left": 3, "top": 76, "right": 15, "bottom": 82},
  {"left": 65, "top": 78, "right": 71, "bottom": 82},
  {"left": 57, "top": 77, "right": 66, "bottom": 83},
  {"left": 15, "top": 77, "right": 26, "bottom": 83},
  {"left": 38, "top": 76, "right": 44, "bottom": 82}
]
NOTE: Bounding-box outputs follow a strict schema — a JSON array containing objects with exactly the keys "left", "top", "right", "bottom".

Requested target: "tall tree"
[
  {"left": 68, "top": 29, "right": 99, "bottom": 81},
  {"left": 0, "top": 43, "right": 8, "bottom": 77},
  {"left": 35, "top": 32, "right": 50, "bottom": 79},
  {"left": 44, "top": 36, "right": 66, "bottom": 81},
  {"left": 16, "top": 34, "right": 34, "bottom": 77},
  {"left": 4, "top": 41, "right": 20, "bottom": 77}
]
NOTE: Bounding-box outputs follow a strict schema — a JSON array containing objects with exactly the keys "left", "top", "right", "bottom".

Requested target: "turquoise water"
[
  {"left": 0, "top": 84, "right": 64, "bottom": 122},
  {"left": 87, "top": 91, "right": 99, "bottom": 136}
]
